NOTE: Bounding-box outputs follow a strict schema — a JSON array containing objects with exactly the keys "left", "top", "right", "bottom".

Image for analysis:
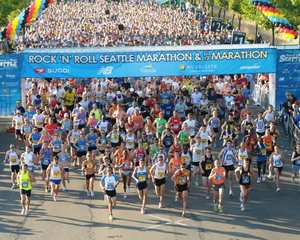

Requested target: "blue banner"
[
  {"left": 21, "top": 45, "right": 277, "bottom": 78},
  {"left": 0, "top": 54, "right": 21, "bottom": 116},
  {"left": 276, "top": 47, "right": 300, "bottom": 108}
]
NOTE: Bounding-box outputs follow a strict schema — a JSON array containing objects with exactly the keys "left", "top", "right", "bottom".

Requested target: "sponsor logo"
[
  {"left": 140, "top": 64, "right": 156, "bottom": 73},
  {"left": 179, "top": 64, "right": 186, "bottom": 71},
  {"left": 34, "top": 68, "right": 46, "bottom": 74},
  {"left": 47, "top": 68, "right": 70, "bottom": 74},
  {"left": 97, "top": 66, "right": 113, "bottom": 75},
  {"left": 0, "top": 59, "right": 17, "bottom": 68}
]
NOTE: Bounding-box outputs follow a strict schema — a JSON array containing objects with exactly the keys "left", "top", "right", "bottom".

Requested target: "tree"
[{"left": 0, "top": 0, "right": 30, "bottom": 27}]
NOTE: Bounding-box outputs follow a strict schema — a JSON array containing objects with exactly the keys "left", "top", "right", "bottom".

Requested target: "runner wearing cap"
[{"left": 5, "top": 144, "right": 20, "bottom": 189}]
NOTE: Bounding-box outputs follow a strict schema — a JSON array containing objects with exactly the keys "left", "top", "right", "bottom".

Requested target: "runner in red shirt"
[
  {"left": 168, "top": 111, "right": 182, "bottom": 135},
  {"left": 44, "top": 118, "right": 58, "bottom": 136}
]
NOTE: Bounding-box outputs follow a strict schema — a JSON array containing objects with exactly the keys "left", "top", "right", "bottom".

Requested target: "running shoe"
[
  {"left": 20, "top": 208, "right": 25, "bottom": 215},
  {"left": 240, "top": 203, "right": 245, "bottom": 211},
  {"left": 262, "top": 175, "right": 266, "bottom": 182},
  {"left": 205, "top": 195, "right": 210, "bottom": 200},
  {"left": 213, "top": 204, "right": 218, "bottom": 212},
  {"left": 123, "top": 194, "right": 127, "bottom": 199},
  {"left": 257, "top": 177, "right": 261, "bottom": 184},
  {"left": 109, "top": 215, "right": 113, "bottom": 221},
  {"left": 276, "top": 187, "right": 280, "bottom": 192},
  {"left": 218, "top": 205, "right": 224, "bottom": 213},
  {"left": 229, "top": 189, "right": 233, "bottom": 196}
]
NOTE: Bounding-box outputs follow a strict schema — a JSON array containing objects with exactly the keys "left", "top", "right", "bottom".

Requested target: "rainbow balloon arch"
[
  {"left": 3, "top": 0, "right": 54, "bottom": 43},
  {"left": 252, "top": 0, "right": 299, "bottom": 41}
]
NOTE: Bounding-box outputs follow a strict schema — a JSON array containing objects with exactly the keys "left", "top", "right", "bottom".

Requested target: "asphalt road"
[{"left": 0, "top": 128, "right": 300, "bottom": 240}]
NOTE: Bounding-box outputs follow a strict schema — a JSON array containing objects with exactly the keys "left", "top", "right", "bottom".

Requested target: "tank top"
[
  {"left": 31, "top": 132, "right": 41, "bottom": 144},
  {"left": 52, "top": 139, "right": 62, "bottom": 153},
  {"left": 292, "top": 151, "right": 300, "bottom": 166},
  {"left": 70, "top": 130, "right": 80, "bottom": 143},
  {"left": 192, "top": 144, "right": 202, "bottom": 163},
  {"left": 222, "top": 148, "right": 235, "bottom": 166},
  {"left": 239, "top": 167, "right": 251, "bottom": 185},
  {"left": 23, "top": 152, "right": 34, "bottom": 166},
  {"left": 203, "top": 155, "right": 214, "bottom": 171},
  {"left": 162, "top": 134, "right": 174, "bottom": 147},
  {"left": 103, "top": 175, "right": 117, "bottom": 191},
  {"left": 8, "top": 151, "right": 19, "bottom": 166},
  {"left": 255, "top": 119, "right": 265, "bottom": 133},
  {"left": 50, "top": 164, "right": 62, "bottom": 180},
  {"left": 181, "top": 152, "right": 191, "bottom": 166},
  {"left": 41, "top": 148, "right": 52, "bottom": 165},
  {"left": 126, "top": 134, "right": 135, "bottom": 149},
  {"left": 136, "top": 166, "right": 147, "bottom": 182},
  {"left": 211, "top": 167, "right": 225, "bottom": 185},
  {"left": 272, "top": 154, "right": 283, "bottom": 167},
  {"left": 154, "top": 162, "right": 167, "bottom": 179},
  {"left": 19, "top": 170, "right": 32, "bottom": 190},
  {"left": 238, "top": 149, "right": 248, "bottom": 166}
]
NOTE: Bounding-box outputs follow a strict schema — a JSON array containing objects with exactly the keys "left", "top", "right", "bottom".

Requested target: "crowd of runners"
[
  {"left": 5, "top": 73, "right": 299, "bottom": 220},
  {"left": 15, "top": 0, "right": 231, "bottom": 50}
]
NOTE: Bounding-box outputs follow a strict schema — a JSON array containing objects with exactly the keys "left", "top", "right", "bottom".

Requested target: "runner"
[
  {"left": 12, "top": 110, "right": 24, "bottom": 146},
  {"left": 190, "top": 135, "right": 202, "bottom": 186},
  {"left": 57, "top": 145, "right": 71, "bottom": 190},
  {"left": 100, "top": 166, "right": 119, "bottom": 221},
  {"left": 17, "top": 163, "right": 34, "bottom": 215},
  {"left": 291, "top": 144, "right": 300, "bottom": 183},
  {"left": 75, "top": 132, "right": 88, "bottom": 167},
  {"left": 40, "top": 142, "right": 53, "bottom": 192},
  {"left": 20, "top": 146, "right": 36, "bottom": 177},
  {"left": 269, "top": 146, "right": 284, "bottom": 192},
  {"left": 132, "top": 160, "right": 148, "bottom": 214},
  {"left": 209, "top": 159, "right": 226, "bottom": 213},
  {"left": 218, "top": 140, "right": 237, "bottom": 196},
  {"left": 235, "top": 160, "right": 252, "bottom": 211},
  {"left": 171, "top": 162, "right": 190, "bottom": 217},
  {"left": 150, "top": 154, "right": 167, "bottom": 208},
  {"left": 46, "top": 157, "right": 64, "bottom": 201},
  {"left": 256, "top": 137, "right": 267, "bottom": 183},
  {"left": 82, "top": 151, "right": 96, "bottom": 197},
  {"left": 5, "top": 144, "right": 20, "bottom": 189},
  {"left": 117, "top": 149, "right": 133, "bottom": 199},
  {"left": 200, "top": 147, "right": 214, "bottom": 199}
]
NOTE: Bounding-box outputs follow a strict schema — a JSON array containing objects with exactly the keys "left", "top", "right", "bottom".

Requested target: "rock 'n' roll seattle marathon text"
[{"left": 28, "top": 50, "right": 269, "bottom": 64}]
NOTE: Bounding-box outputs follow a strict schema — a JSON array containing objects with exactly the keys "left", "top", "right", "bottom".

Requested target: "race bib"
[
  {"left": 157, "top": 171, "right": 165, "bottom": 178},
  {"left": 242, "top": 175, "right": 250, "bottom": 184},
  {"left": 22, "top": 181, "right": 29, "bottom": 188},
  {"left": 179, "top": 176, "right": 186, "bottom": 185},
  {"left": 139, "top": 175, "right": 146, "bottom": 182},
  {"left": 205, "top": 163, "right": 212, "bottom": 170},
  {"left": 53, "top": 171, "right": 61, "bottom": 178},
  {"left": 10, "top": 156, "right": 17, "bottom": 163}
]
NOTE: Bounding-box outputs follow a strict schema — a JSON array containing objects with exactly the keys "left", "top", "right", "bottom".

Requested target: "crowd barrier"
[{"left": 282, "top": 111, "right": 300, "bottom": 145}]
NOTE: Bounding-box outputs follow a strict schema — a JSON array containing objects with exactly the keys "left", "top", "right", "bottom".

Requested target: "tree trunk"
[
  {"left": 231, "top": 14, "right": 235, "bottom": 25},
  {"left": 272, "top": 25, "right": 275, "bottom": 46},
  {"left": 210, "top": 2, "right": 214, "bottom": 16},
  {"left": 238, "top": 15, "right": 242, "bottom": 30},
  {"left": 218, "top": 7, "right": 222, "bottom": 18},
  {"left": 255, "top": 23, "right": 258, "bottom": 43},
  {"left": 223, "top": 7, "right": 226, "bottom": 20},
  {"left": 202, "top": 0, "right": 206, "bottom": 8}
]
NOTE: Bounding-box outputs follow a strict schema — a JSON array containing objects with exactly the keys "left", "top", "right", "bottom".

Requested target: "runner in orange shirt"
[
  {"left": 209, "top": 159, "right": 226, "bottom": 213},
  {"left": 171, "top": 163, "right": 190, "bottom": 216}
]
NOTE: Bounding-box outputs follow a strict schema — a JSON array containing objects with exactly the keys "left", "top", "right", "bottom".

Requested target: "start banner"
[{"left": 21, "top": 45, "right": 277, "bottom": 78}]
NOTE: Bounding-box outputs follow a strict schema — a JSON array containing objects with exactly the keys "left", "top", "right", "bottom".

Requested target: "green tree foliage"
[
  {"left": 270, "top": 0, "right": 300, "bottom": 28},
  {"left": 0, "top": 0, "right": 30, "bottom": 27}
]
